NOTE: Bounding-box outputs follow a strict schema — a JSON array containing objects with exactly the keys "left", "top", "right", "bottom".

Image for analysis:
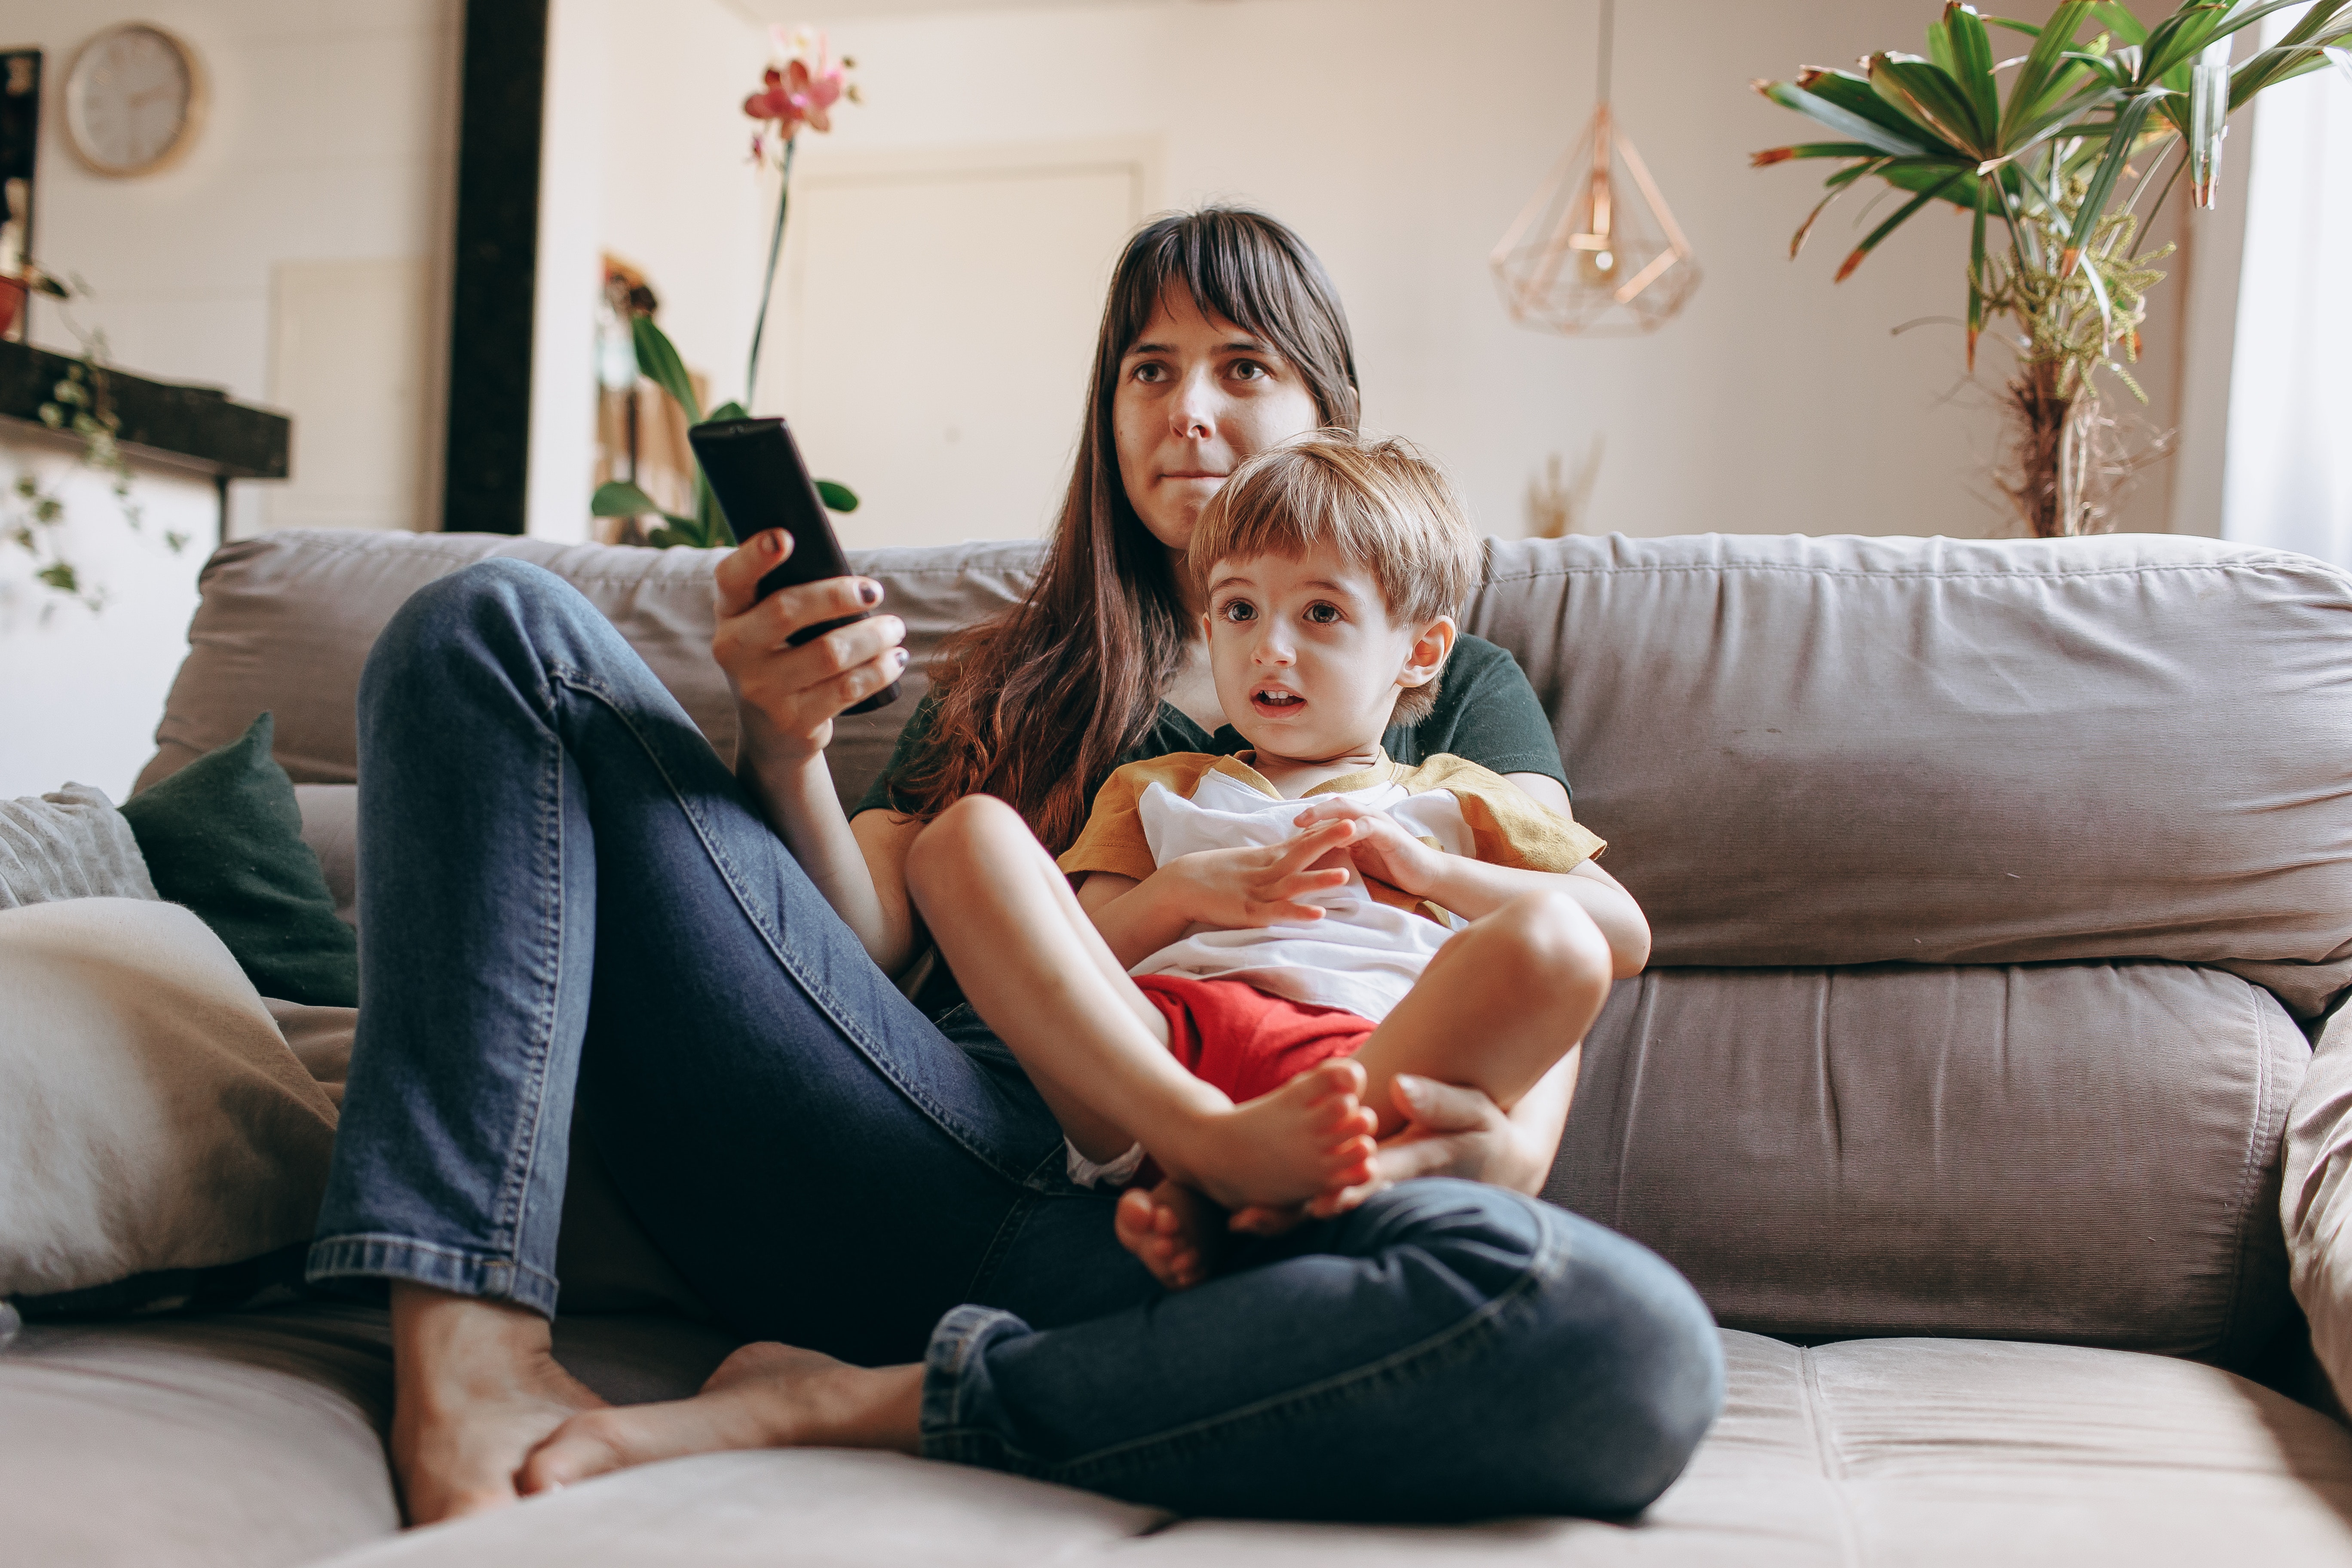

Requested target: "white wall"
[
  {"left": 0, "top": 0, "right": 458, "bottom": 795},
  {"left": 529, "top": 0, "right": 776, "bottom": 539},
  {"left": 0, "top": 436, "right": 214, "bottom": 798},
  {"left": 726, "top": 0, "right": 2192, "bottom": 542},
  {"left": 9, "top": 0, "right": 460, "bottom": 536}
]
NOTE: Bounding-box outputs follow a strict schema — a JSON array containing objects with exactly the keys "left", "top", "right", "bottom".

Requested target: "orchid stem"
[{"left": 744, "top": 136, "right": 796, "bottom": 411}]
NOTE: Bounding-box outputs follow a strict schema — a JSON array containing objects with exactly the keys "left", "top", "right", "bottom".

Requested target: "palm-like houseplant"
[{"left": 1755, "top": 0, "right": 2351, "bottom": 535}]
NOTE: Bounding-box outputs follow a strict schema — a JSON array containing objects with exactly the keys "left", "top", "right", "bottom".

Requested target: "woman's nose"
[{"left": 1170, "top": 367, "right": 1218, "bottom": 439}]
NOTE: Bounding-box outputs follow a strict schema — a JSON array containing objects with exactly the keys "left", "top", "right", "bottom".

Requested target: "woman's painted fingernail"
[
  {"left": 893, "top": 647, "right": 910, "bottom": 669},
  {"left": 859, "top": 580, "right": 881, "bottom": 605},
  {"left": 763, "top": 530, "right": 783, "bottom": 555}
]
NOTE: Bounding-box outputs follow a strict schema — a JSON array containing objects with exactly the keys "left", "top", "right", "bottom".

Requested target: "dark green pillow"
[{"left": 120, "top": 713, "right": 357, "bottom": 1007}]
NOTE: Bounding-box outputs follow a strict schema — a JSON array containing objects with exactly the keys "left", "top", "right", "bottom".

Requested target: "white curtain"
[{"left": 2221, "top": 14, "right": 2352, "bottom": 562}]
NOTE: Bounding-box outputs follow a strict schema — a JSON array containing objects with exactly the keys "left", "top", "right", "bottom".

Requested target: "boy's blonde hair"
[{"left": 1189, "top": 431, "right": 1479, "bottom": 725}]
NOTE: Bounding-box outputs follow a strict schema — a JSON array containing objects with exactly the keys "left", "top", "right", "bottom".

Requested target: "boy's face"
[{"left": 1204, "top": 544, "right": 1452, "bottom": 763}]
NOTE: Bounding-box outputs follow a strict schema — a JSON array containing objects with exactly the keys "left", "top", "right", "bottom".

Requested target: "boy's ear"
[{"left": 1398, "top": 615, "right": 1457, "bottom": 691}]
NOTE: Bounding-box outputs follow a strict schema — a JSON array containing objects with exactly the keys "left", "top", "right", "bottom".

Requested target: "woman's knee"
[
  {"left": 1343, "top": 1182, "right": 1722, "bottom": 1518},
  {"left": 364, "top": 558, "right": 596, "bottom": 698}
]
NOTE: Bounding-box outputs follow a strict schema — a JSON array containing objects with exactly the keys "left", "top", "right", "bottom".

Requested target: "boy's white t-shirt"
[{"left": 1057, "top": 751, "right": 1605, "bottom": 1025}]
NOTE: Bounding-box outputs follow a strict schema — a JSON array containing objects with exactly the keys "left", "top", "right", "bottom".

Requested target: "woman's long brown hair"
[{"left": 894, "top": 207, "right": 1362, "bottom": 852}]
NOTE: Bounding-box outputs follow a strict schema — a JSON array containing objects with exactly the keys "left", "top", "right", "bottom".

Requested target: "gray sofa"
[{"left": 11, "top": 525, "right": 2352, "bottom": 1565}]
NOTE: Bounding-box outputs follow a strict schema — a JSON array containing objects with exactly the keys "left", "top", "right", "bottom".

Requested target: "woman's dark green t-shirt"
[{"left": 851, "top": 632, "right": 1568, "bottom": 820}]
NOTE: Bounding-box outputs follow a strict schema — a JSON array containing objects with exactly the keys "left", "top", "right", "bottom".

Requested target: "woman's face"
[{"left": 1111, "top": 288, "right": 1322, "bottom": 555}]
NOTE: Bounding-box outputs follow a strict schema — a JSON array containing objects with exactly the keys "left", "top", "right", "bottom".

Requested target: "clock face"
[{"left": 66, "top": 24, "right": 200, "bottom": 177}]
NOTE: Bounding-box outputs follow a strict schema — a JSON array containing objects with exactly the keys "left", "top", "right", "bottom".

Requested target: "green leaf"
[
  {"left": 1967, "top": 175, "right": 1991, "bottom": 370},
  {"left": 1872, "top": 52, "right": 1991, "bottom": 151},
  {"left": 695, "top": 472, "right": 735, "bottom": 549},
  {"left": 2088, "top": 2, "right": 2150, "bottom": 47},
  {"left": 1940, "top": 5, "right": 2004, "bottom": 149},
  {"left": 1982, "top": 15, "right": 2044, "bottom": 37},
  {"left": 1836, "top": 171, "right": 1969, "bottom": 281},
  {"left": 704, "top": 399, "right": 748, "bottom": 425},
  {"left": 816, "top": 480, "right": 859, "bottom": 512},
  {"left": 2003, "top": 1, "right": 2100, "bottom": 142},
  {"left": 2066, "top": 87, "right": 2169, "bottom": 270},
  {"left": 631, "top": 316, "right": 702, "bottom": 426},
  {"left": 591, "top": 479, "right": 665, "bottom": 518},
  {"left": 1762, "top": 74, "right": 1933, "bottom": 154}
]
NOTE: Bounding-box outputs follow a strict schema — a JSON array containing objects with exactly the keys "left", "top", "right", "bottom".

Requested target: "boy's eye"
[
  {"left": 1304, "top": 602, "right": 1341, "bottom": 624},
  {"left": 1219, "top": 600, "right": 1256, "bottom": 623},
  {"left": 1229, "top": 359, "right": 1268, "bottom": 382}
]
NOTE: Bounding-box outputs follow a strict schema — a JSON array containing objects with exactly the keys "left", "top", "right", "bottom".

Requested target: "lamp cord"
[{"left": 1597, "top": 0, "right": 1613, "bottom": 105}]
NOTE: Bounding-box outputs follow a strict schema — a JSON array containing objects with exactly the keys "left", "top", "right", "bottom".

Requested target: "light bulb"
[{"left": 1577, "top": 247, "right": 1618, "bottom": 288}]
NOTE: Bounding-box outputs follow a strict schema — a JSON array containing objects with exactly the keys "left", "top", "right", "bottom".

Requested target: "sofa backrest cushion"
[
  {"left": 1467, "top": 533, "right": 2352, "bottom": 1022},
  {"left": 136, "top": 531, "right": 1041, "bottom": 820},
  {"left": 1553, "top": 959, "right": 2302, "bottom": 1364}
]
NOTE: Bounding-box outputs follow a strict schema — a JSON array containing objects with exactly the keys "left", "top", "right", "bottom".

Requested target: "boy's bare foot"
[
  {"left": 517, "top": 1341, "right": 922, "bottom": 1493},
  {"left": 1115, "top": 1180, "right": 1225, "bottom": 1289},
  {"left": 389, "top": 1284, "right": 609, "bottom": 1525},
  {"left": 1154, "top": 1057, "right": 1377, "bottom": 1212}
]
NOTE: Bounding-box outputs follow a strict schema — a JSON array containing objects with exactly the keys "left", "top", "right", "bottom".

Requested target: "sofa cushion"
[
  {"left": 123, "top": 713, "right": 358, "bottom": 1008},
  {"left": 0, "top": 1303, "right": 740, "bottom": 1568},
  {"left": 1468, "top": 533, "right": 2352, "bottom": 1021},
  {"left": 0, "top": 899, "right": 337, "bottom": 1305},
  {"left": 136, "top": 531, "right": 1042, "bottom": 816},
  {"left": 0, "top": 783, "right": 159, "bottom": 908},
  {"left": 1552, "top": 960, "right": 2302, "bottom": 1364},
  {"left": 101, "top": 1329, "right": 2326, "bottom": 1568}
]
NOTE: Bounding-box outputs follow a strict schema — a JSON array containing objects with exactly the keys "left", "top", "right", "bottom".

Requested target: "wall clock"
[{"left": 63, "top": 23, "right": 205, "bottom": 178}]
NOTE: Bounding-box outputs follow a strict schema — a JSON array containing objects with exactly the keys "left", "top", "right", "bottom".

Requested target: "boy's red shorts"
[{"left": 1135, "top": 974, "right": 1378, "bottom": 1104}]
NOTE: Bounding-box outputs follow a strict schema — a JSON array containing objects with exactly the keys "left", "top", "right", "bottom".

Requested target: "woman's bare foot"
[
  {"left": 1115, "top": 1180, "right": 1225, "bottom": 1289},
  {"left": 1154, "top": 1057, "right": 1377, "bottom": 1211},
  {"left": 389, "top": 1283, "right": 609, "bottom": 1526},
  {"left": 517, "top": 1341, "right": 923, "bottom": 1493}
]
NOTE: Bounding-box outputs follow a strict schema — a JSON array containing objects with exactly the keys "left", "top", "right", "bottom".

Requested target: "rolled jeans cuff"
[
  {"left": 918, "top": 1303, "right": 1036, "bottom": 1469},
  {"left": 305, "top": 1234, "right": 562, "bottom": 1319}
]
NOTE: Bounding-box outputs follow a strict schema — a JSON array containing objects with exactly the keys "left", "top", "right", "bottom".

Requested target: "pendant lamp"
[{"left": 1491, "top": 0, "right": 1699, "bottom": 336}]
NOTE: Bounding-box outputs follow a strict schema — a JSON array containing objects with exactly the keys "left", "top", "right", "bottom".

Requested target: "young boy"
[{"left": 905, "top": 433, "right": 1647, "bottom": 1287}]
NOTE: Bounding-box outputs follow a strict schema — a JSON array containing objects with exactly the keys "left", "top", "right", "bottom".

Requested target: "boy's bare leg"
[
  {"left": 906, "top": 796, "right": 1375, "bottom": 1210},
  {"left": 388, "top": 1283, "right": 609, "bottom": 1525},
  {"left": 1347, "top": 889, "right": 1615, "bottom": 1138}
]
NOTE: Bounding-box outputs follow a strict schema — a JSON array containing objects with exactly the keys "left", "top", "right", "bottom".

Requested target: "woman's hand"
[
  {"left": 1161, "top": 819, "right": 1360, "bottom": 929},
  {"left": 713, "top": 529, "right": 908, "bottom": 774}
]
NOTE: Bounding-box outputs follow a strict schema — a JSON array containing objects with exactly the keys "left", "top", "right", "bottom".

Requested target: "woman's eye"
[
  {"left": 1131, "top": 362, "right": 1165, "bottom": 383},
  {"left": 1305, "top": 602, "right": 1341, "bottom": 624},
  {"left": 1230, "top": 360, "right": 1268, "bottom": 382}
]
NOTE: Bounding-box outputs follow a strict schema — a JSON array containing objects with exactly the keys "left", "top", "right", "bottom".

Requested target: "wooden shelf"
[{"left": 0, "top": 338, "right": 289, "bottom": 481}]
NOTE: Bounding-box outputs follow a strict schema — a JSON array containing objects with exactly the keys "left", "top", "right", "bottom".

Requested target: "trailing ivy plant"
[{"left": 7, "top": 318, "right": 188, "bottom": 610}]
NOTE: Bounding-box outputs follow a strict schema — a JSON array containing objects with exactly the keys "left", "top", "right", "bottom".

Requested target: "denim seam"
[
  {"left": 929, "top": 1206, "right": 1570, "bottom": 1484},
  {"left": 486, "top": 698, "right": 569, "bottom": 1266},
  {"left": 959, "top": 1191, "right": 1040, "bottom": 1308},
  {"left": 544, "top": 663, "right": 1041, "bottom": 1190}
]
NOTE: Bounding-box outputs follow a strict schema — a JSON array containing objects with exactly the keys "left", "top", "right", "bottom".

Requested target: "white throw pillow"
[
  {"left": 0, "top": 898, "right": 337, "bottom": 1303},
  {"left": 0, "top": 784, "right": 159, "bottom": 909}
]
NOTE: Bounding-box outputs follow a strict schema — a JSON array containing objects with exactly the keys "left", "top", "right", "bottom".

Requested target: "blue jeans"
[{"left": 308, "top": 560, "right": 1723, "bottom": 1521}]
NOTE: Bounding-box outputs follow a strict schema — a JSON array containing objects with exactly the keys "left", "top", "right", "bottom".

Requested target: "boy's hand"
[
  {"left": 1164, "top": 818, "right": 1359, "bottom": 928},
  {"left": 1287, "top": 798, "right": 1448, "bottom": 899}
]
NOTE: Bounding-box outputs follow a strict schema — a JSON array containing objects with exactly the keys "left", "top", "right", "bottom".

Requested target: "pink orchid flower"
[{"left": 743, "top": 27, "right": 854, "bottom": 162}]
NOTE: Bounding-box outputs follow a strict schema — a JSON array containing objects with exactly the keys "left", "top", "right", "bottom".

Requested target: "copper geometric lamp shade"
[{"left": 1490, "top": 0, "right": 1699, "bottom": 336}]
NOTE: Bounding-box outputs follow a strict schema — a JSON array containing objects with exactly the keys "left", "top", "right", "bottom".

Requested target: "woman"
[{"left": 310, "top": 208, "right": 1722, "bottom": 1527}]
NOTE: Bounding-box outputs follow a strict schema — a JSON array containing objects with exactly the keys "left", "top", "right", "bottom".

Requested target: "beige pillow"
[
  {"left": 0, "top": 898, "right": 337, "bottom": 1304},
  {"left": 2285, "top": 1009, "right": 2352, "bottom": 1406}
]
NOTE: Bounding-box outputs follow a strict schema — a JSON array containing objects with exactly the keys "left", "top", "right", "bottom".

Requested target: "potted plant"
[{"left": 1755, "top": 0, "right": 2350, "bottom": 535}]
